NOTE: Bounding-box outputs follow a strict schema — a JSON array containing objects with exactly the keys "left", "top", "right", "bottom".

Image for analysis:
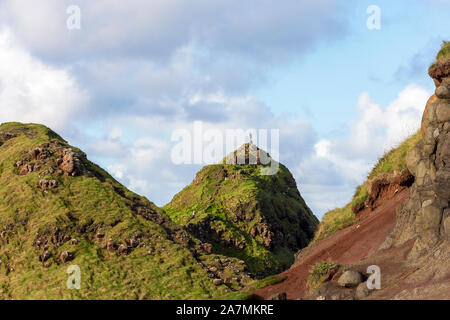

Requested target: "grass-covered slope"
[
  {"left": 0, "top": 122, "right": 242, "bottom": 299},
  {"left": 164, "top": 146, "right": 318, "bottom": 276},
  {"left": 312, "top": 131, "right": 421, "bottom": 242}
]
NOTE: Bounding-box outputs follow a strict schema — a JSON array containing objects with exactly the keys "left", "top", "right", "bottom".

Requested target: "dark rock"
[
  {"left": 268, "top": 292, "right": 287, "bottom": 300},
  {"left": 41, "top": 251, "right": 52, "bottom": 262},
  {"left": 118, "top": 244, "right": 129, "bottom": 256},
  {"left": 356, "top": 282, "right": 372, "bottom": 299},
  {"left": 127, "top": 238, "right": 139, "bottom": 248},
  {"left": 19, "top": 164, "right": 33, "bottom": 175},
  {"left": 107, "top": 239, "right": 117, "bottom": 251},
  {"left": 39, "top": 179, "right": 59, "bottom": 190},
  {"left": 60, "top": 251, "right": 74, "bottom": 263},
  {"left": 201, "top": 242, "right": 212, "bottom": 254}
]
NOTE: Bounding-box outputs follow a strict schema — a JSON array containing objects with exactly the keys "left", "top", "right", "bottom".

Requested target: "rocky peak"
[
  {"left": 165, "top": 152, "right": 318, "bottom": 276},
  {"left": 223, "top": 142, "right": 272, "bottom": 166}
]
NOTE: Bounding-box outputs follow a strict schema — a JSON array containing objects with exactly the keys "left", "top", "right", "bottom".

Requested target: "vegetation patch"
[
  {"left": 307, "top": 262, "right": 340, "bottom": 291},
  {"left": 436, "top": 41, "right": 450, "bottom": 61},
  {"left": 312, "top": 205, "right": 358, "bottom": 243},
  {"left": 248, "top": 275, "right": 288, "bottom": 290}
]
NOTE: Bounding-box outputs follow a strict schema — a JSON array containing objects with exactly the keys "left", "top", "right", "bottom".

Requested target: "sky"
[{"left": 0, "top": 0, "right": 449, "bottom": 218}]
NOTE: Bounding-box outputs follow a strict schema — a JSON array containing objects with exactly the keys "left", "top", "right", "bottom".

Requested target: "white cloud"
[
  {"left": 108, "top": 127, "right": 123, "bottom": 141},
  {"left": 1, "top": 0, "right": 348, "bottom": 62},
  {"left": 0, "top": 28, "right": 87, "bottom": 131},
  {"left": 80, "top": 92, "right": 316, "bottom": 206},
  {"left": 349, "top": 84, "right": 429, "bottom": 155},
  {"left": 295, "top": 84, "right": 431, "bottom": 217}
]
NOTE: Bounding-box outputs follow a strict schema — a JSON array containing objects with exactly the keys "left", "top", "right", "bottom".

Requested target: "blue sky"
[{"left": 0, "top": 0, "right": 449, "bottom": 218}]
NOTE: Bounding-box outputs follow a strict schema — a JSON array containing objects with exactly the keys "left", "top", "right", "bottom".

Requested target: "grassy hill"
[
  {"left": 164, "top": 144, "right": 318, "bottom": 276},
  {"left": 0, "top": 122, "right": 248, "bottom": 299}
]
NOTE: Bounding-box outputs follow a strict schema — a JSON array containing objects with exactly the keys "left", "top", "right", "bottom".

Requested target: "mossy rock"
[{"left": 164, "top": 145, "right": 318, "bottom": 276}]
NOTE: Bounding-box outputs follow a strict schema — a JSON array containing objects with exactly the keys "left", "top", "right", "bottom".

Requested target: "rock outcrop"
[
  {"left": 382, "top": 43, "right": 450, "bottom": 259},
  {"left": 164, "top": 143, "right": 318, "bottom": 276}
]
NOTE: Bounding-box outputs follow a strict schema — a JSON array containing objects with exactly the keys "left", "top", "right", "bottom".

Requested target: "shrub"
[{"left": 307, "top": 262, "right": 340, "bottom": 290}]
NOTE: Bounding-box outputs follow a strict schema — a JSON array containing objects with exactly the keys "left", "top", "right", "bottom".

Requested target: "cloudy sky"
[{"left": 1, "top": 0, "right": 449, "bottom": 218}]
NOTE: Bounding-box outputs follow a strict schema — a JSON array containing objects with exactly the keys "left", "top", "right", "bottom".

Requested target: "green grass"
[
  {"left": 0, "top": 122, "right": 232, "bottom": 300},
  {"left": 368, "top": 131, "right": 421, "bottom": 179},
  {"left": 351, "top": 184, "right": 368, "bottom": 212},
  {"left": 249, "top": 275, "right": 288, "bottom": 290},
  {"left": 214, "top": 274, "right": 287, "bottom": 300},
  {"left": 164, "top": 158, "right": 318, "bottom": 275},
  {"left": 312, "top": 205, "right": 358, "bottom": 243},
  {"left": 436, "top": 41, "right": 450, "bottom": 61},
  {"left": 307, "top": 262, "right": 340, "bottom": 291},
  {"left": 312, "top": 131, "right": 421, "bottom": 242}
]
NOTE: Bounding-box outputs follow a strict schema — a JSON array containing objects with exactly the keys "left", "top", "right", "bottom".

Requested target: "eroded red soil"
[
  {"left": 253, "top": 189, "right": 409, "bottom": 300},
  {"left": 254, "top": 185, "right": 450, "bottom": 300}
]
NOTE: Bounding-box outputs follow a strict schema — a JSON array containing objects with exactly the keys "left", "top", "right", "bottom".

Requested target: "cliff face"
[
  {"left": 382, "top": 43, "right": 450, "bottom": 259},
  {"left": 164, "top": 143, "right": 318, "bottom": 276}
]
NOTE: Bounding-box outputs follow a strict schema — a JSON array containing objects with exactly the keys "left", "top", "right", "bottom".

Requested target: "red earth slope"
[{"left": 253, "top": 186, "right": 450, "bottom": 300}]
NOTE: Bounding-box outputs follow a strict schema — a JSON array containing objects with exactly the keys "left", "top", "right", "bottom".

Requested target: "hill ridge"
[{"left": 0, "top": 122, "right": 250, "bottom": 299}]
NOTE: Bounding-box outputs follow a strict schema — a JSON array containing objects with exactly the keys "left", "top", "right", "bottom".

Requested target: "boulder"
[
  {"left": 337, "top": 270, "right": 362, "bottom": 288},
  {"left": 118, "top": 244, "right": 129, "bottom": 255},
  {"left": 212, "top": 278, "right": 223, "bottom": 286},
  {"left": 60, "top": 251, "right": 74, "bottom": 263},
  {"left": 60, "top": 149, "right": 80, "bottom": 175},
  {"left": 436, "top": 83, "right": 450, "bottom": 99},
  {"left": 19, "top": 164, "right": 33, "bottom": 175},
  {"left": 39, "top": 179, "right": 59, "bottom": 190},
  {"left": 355, "top": 282, "right": 372, "bottom": 299},
  {"left": 268, "top": 292, "right": 287, "bottom": 300}
]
